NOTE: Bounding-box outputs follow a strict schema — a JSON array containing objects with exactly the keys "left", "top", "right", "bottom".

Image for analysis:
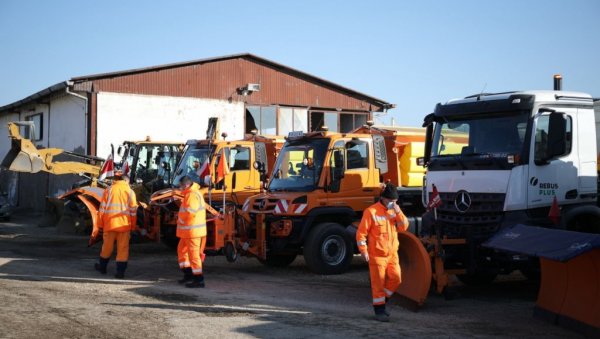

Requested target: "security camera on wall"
[{"left": 246, "top": 83, "right": 261, "bottom": 92}]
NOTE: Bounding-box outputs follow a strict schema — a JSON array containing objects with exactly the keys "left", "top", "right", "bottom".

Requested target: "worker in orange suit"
[
  {"left": 93, "top": 169, "right": 138, "bottom": 279},
  {"left": 356, "top": 182, "right": 409, "bottom": 322},
  {"left": 176, "top": 175, "right": 207, "bottom": 288}
]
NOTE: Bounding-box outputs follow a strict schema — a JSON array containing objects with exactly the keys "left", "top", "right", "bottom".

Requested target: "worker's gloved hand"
[
  {"left": 201, "top": 253, "right": 206, "bottom": 262},
  {"left": 361, "top": 252, "right": 369, "bottom": 262},
  {"left": 88, "top": 235, "right": 99, "bottom": 247}
]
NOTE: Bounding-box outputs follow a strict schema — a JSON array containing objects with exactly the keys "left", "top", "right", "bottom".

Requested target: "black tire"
[
  {"left": 225, "top": 242, "right": 238, "bottom": 263},
  {"left": 303, "top": 222, "right": 353, "bottom": 275},
  {"left": 260, "top": 253, "right": 297, "bottom": 267},
  {"left": 457, "top": 272, "right": 497, "bottom": 285}
]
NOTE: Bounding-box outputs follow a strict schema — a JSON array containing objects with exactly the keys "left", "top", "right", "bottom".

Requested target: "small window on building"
[
  {"left": 278, "top": 107, "right": 308, "bottom": 135},
  {"left": 246, "top": 106, "right": 277, "bottom": 135},
  {"left": 340, "top": 113, "right": 369, "bottom": 133},
  {"left": 310, "top": 111, "right": 338, "bottom": 132},
  {"left": 26, "top": 113, "right": 43, "bottom": 141}
]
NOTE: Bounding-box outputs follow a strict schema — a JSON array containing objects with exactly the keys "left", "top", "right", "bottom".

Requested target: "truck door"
[
  {"left": 327, "top": 139, "right": 376, "bottom": 211},
  {"left": 527, "top": 109, "right": 578, "bottom": 210},
  {"left": 223, "top": 145, "right": 253, "bottom": 201}
]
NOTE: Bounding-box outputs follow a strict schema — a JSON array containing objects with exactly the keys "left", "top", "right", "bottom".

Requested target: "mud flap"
[{"left": 397, "top": 232, "right": 432, "bottom": 307}]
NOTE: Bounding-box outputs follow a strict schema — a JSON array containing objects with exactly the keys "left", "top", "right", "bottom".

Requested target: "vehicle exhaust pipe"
[{"left": 553, "top": 74, "right": 562, "bottom": 91}]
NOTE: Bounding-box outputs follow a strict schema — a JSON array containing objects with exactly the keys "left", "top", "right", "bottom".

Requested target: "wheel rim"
[{"left": 321, "top": 235, "right": 346, "bottom": 266}]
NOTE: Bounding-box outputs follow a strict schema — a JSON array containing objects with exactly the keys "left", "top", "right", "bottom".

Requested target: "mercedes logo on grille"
[
  {"left": 454, "top": 190, "right": 472, "bottom": 213},
  {"left": 259, "top": 199, "right": 267, "bottom": 210}
]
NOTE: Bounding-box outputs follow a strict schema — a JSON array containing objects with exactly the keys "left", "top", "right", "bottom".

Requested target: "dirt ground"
[{"left": 0, "top": 213, "right": 583, "bottom": 339}]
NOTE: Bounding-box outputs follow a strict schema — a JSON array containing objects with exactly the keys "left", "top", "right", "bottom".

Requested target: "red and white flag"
[
  {"left": 122, "top": 160, "right": 131, "bottom": 177},
  {"left": 98, "top": 154, "right": 114, "bottom": 181},
  {"left": 427, "top": 184, "right": 442, "bottom": 210},
  {"left": 196, "top": 158, "right": 210, "bottom": 179}
]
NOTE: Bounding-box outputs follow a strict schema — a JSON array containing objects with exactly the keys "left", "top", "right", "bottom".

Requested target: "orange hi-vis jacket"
[
  {"left": 177, "top": 183, "right": 207, "bottom": 239},
  {"left": 97, "top": 180, "right": 138, "bottom": 232},
  {"left": 356, "top": 202, "right": 409, "bottom": 258}
]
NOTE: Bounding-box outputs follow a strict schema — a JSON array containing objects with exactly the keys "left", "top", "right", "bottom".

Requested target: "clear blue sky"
[{"left": 1, "top": 0, "right": 598, "bottom": 127}]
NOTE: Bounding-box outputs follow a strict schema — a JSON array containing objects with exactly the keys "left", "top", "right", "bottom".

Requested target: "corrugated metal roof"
[
  {"left": 70, "top": 53, "right": 391, "bottom": 108},
  {"left": 0, "top": 82, "right": 68, "bottom": 113},
  {"left": 1, "top": 53, "right": 393, "bottom": 113}
]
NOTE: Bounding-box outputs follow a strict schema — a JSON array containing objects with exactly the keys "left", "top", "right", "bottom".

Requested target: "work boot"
[
  {"left": 115, "top": 261, "right": 128, "bottom": 279},
  {"left": 384, "top": 298, "right": 391, "bottom": 316},
  {"left": 178, "top": 268, "right": 193, "bottom": 284},
  {"left": 94, "top": 257, "right": 109, "bottom": 274},
  {"left": 373, "top": 304, "right": 390, "bottom": 322},
  {"left": 185, "top": 274, "right": 205, "bottom": 288}
]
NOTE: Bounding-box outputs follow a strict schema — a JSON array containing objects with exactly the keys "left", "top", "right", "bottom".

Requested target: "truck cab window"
[
  {"left": 534, "top": 114, "right": 572, "bottom": 162},
  {"left": 346, "top": 140, "right": 368, "bottom": 169}
]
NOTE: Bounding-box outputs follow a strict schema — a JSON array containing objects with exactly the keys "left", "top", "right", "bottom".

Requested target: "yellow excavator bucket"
[
  {"left": 1, "top": 137, "right": 46, "bottom": 173},
  {"left": 1, "top": 122, "right": 101, "bottom": 176}
]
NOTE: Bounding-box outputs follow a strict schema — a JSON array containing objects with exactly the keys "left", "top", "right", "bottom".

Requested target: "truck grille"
[
  {"left": 252, "top": 198, "right": 280, "bottom": 212},
  {"left": 433, "top": 192, "right": 505, "bottom": 240}
]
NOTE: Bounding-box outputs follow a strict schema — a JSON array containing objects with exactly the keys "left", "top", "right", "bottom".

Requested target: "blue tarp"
[{"left": 483, "top": 224, "right": 600, "bottom": 262}]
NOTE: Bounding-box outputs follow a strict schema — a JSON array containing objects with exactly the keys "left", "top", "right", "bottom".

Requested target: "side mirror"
[
  {"left": 423, "top": 123, "right": 433, "bottom": 165},
  {"left": 328, "top": 148, "right": 345, "bottom": 192},
  {"left": 547, "top": 112, "right": 567, "bottom": 158},
  {"left": 117, "top": 146, "right": 123, "bottom": 156},
  {"left": 416, "top": 157, "right": 425, "bottom": 166}
]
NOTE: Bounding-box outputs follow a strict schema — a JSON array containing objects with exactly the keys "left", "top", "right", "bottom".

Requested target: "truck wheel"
[
  {"left": 260, "top": 254, "right": 297, "bottom": 267},
  {"left": 303, "top": 222, "right": 353, "bottom": 275},
  {"left": 457, "top": 272, "right": 497, "bottom": 285}
]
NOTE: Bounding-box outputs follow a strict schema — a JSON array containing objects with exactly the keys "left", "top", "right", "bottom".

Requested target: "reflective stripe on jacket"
[
  {"left": 177, "top": 183, "right": 207, "bottom": 238},
  {"left": 356, "top": 202, "right": 409, "bottom": 257},
  {"left": 97, "top": 180, "right": 138, "bottom": 232}
]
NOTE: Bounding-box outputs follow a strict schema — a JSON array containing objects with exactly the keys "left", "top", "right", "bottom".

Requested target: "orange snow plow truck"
[
  {"left": 222, "top": 123, "right": 432, "bottom": 305},
  {"left": 145, "top": 128, "right": 284, "bottom": 249}
]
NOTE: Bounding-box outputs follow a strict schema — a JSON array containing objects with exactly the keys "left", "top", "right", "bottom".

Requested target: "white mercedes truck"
[{"left": 421, "top": 78, "right": 600, "bottom": 284}]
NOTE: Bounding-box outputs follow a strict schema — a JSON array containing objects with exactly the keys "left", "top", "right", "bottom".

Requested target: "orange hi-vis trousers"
[
  {"left": 177, "top": 237, "right": 205, "bottom": 275},
  {"left": 100, "top": 231, "right": 130, "bottom": 262},
  {"left": 369, "top": 252, "right": 402, "bottom": 305}
]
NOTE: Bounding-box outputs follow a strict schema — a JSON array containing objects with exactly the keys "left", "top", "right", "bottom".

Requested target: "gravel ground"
[{"left": 0, "top": 213, "right": 583, "bottom": 338}]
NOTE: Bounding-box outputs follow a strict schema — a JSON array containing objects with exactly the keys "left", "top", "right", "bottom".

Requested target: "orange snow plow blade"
[
  {"left": 397, "top": 231, "right": 432, "bottom": 307},
  {"left": 484, "top": 224, "right": 600, "bottom": 336},
  {"left": 536, "top": 249, "right": 600, "bottom": 336}
]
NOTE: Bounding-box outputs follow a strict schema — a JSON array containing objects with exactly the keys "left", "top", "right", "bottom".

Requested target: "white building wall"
[
  {"left": 0, "top": 112, "right": 20, "bottom": 205},
  {"left": 48, "top": 94, "right": 87, "bottom": 153},
  {"left": 96, "top": 92, "right": 245, "bottom": 159},
  {"left": 0, "top": 112, "right": 20, "bottom": 156}
]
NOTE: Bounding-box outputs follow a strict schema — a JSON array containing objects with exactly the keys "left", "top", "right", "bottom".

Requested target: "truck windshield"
[
  {"left": 432, "top": 112, "right": 529, "bottom": 157},
  {"left": 173, "top": 146, "right": 211, "bottom": 186},
  {"left": 124, "top": 144, "right": 179, "bottom": 184},
  {"left": 268, "top": 138, "right": 330, "bottom": 192}
]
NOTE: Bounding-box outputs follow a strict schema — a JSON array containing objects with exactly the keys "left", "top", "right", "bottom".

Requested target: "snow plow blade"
[
  {"left": 485, "top": 224, "right": 600, "bottom": 336},
  {"left": 397, "top": 231, "right": 432, "bottom": 307}
]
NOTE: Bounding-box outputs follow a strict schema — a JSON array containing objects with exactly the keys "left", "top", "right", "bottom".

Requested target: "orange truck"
[
  {"left": 145, "top": 131, "right": 284, "bottom": 248},
  {"left": 226, "top": 123, "right": 427, "bottom": 273}
]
